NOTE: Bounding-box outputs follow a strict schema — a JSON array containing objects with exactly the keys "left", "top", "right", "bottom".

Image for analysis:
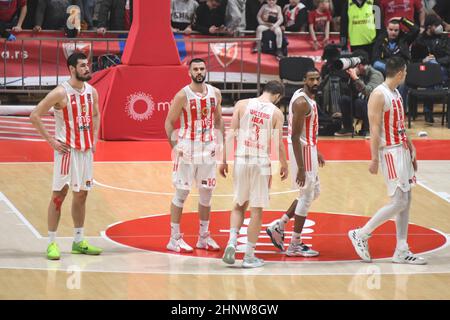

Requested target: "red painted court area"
[
  {"left": 105, "top": 211, "right": 447, "bottom": 262},
  {"left": 1, "top": 139, "right": 450, "bottom": 162}
]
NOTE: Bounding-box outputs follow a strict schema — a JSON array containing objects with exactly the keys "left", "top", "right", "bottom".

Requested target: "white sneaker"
[
  {"left": 266, "top": 220, "right": 285, "bottom": 251},
  {"left": 166, "top": 233, "right": 193, "bottom": 253},
  {"left": 286, "top": 242, "right": 319, "bottom": 257},
  {"left": 222, "top": 244, "right": 236, "bottom": 265},
  {"left": 393, "top": 248, "right": 427, "bottom": 265},
  {"left": 196, "top": 232, "right": 220, "bottom": 251},
  {"left": 348, "top": 229, "right": 371, "bottom": 262},
  {"left": 242, "top": 256, "right": 265, "bottom": 268}
]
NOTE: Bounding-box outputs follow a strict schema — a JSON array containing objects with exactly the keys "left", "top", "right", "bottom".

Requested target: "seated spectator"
[
  {"left": 0, "top": 0, "right": 27, "bottom": 32},
  {"left": 245, "top": 0, "right": 265, "bottom": 31},
  {"left": 282, "top": 0, "right": 308, "bottom": 32},
  {"left": 254, "top": 0, "right": 284, "bottom": 58},
  {"left": 97, "top": 0, "right": 133, "bottom": 34},
  {"left": 379, "top": 0, "right": 425, "bottom": 31},
  {"left": 34, "top": 0, "right": 82, "bottom": 31},
  {"left": 372, "top": 17, "right": 420, "bottom": 73},
  {"left": 412, "top": 14, "right": 450, "bottom": 123},
  {"left": 431, "top": 0, "right": 450, "bottom": 31},
  {"left": 225, "top": 0, "right": 246, "bottom": 33},
  {"left": 334, "top": 50, "right": 384, "bottom": 137},
  {"left": 194, "top": 0, "right": 232, "bottom": 35},
  {"left": 308, "top": 0, "right": 332, "bottom": 50},
  {"left": 171, "top": 0, "right": 198, "bottom": 34}
]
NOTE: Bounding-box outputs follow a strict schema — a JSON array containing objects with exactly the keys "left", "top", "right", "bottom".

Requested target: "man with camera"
[{"left": 335, "top": 50, "right": 384, "bottom": 137}]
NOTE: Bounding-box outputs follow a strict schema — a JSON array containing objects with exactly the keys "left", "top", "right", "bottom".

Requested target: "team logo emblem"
[
  {"left": 210, "top": 42, "right": 238, "bottom": 68},
  {"left": 125, "top": 92, "right": 155, "bottom": 121},
  {"left": 62, "top": 42, "right": 92, "bottom": 60}
]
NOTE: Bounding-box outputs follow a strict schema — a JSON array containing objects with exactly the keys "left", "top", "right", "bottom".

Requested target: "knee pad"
[
  {"left": 172, "top": 189, "right": 190, "bottom": 208},
  {"left": 294, "top": 191, "right": 314, "bottom": 217},
  {"left": 198, "top": 187, "right": 213, "bottom": 207}
]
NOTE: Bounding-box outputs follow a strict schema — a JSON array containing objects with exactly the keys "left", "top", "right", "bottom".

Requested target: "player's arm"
[
  {"left": 367, "top": 90, "right": 385, "bottom": 175},
  {"left": 405, "top": 133, "right": 418, "bottom": 171},
  {"left": 273, "top": 108, "right": 288, "bottom": 180},
  {"left": 290, "top": 97, "right": 309, "bottom": 186},
  {"left": 165, "top": 90, "right": 186, "bottom": 149},
  {"left": 30, "top": 86, "right": 69, "bottom": 154},
  {"left": 92, "top": 87, "right": 100, "bottom": 152},
  {"left": 213, "top": 87, "right": 226, "bottom": 162}
]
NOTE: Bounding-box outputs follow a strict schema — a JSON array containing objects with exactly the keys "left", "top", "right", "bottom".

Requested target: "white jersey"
[
  {"left": 374, "top": 83, "right": 407, "bottom": 148},
  {"left": 54, "top": 81, "right": 94, "bottom": 151},
  {"left": 179, "top": 84, "right": 217, "bottom": 143},
  {"left": 287, "top": 89, "right": 319, "bottom": 146},
  {"left": 235, "top": 98, "right": 276, "bottom": 160}
]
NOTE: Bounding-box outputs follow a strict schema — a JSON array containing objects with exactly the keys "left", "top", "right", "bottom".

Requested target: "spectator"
[
  {"left": 340, "top": 0, "right": 377, "bottom": 60},
  {"left": 194, "top": 0, "right": 232, "bottom": 35},
  {"left": 0, "top": 0, "right": 27, "bottom": 31},
  {"left": 431, "top": 0, "right": 450, "bottom": 31},
  {"left": 331, "top": 0, "right": 342, "bottom": 31},
  {"left": 97, "top": 0, "right": 133, "bottom": 33},
  {"left": 171, "top": 0, "right": 198, "bottom": 34},
  {"left": 335, "top": 50, "right": 384, "bottom": 136},
  {"left": 254, "top": 0, "right": 284, "bottom": 58},
  {"left": 413, "top": 14, "right": 450, "bottom": 123},
  {"left": 23, "top": 0, "right": 38, "bottom": 29},
  {"left": 225, "top": 0, "right": 246, "bottom": 32},
  {"left": 282, "top": 0, "right": 308, "bottom": 32},
  {"left": 308, "top": 0, "right": 332, "bottom": 50},
  {"left": 81, "top": 0, "right": 94, "bottom": 29},
  {"left": 0, "top": 20, "right": 16, "bottom": 40},
  {"left": 379, "top": 0, "right": 425, "bottom": 31},
  {"left": 34, "top": 0, "right": 82, "bottom": 31},
  {"left": 372, "top": 17, "right": 420, "bottom": 73},
  {"left": 245, "top": 0, "right": 265, "bottom": 31}
]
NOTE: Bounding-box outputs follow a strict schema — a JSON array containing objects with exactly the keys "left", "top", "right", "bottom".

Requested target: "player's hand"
[
  {"left": 296, "top": 168, "right": 306, "bottom": 187},
  {"left": 280, "top": 163, "right": 288, "bottom": 181},
  {"left": 369, "top": 159, "right": 379, "bottom": 175},
  {"left": 219, "top": 163, "right": 228, "bottom": 178},
  {"left": 50, "top": 138, "right": 69, "bottom": 154},
  {"left": 318, "top": 152, "right": 325, "bottom": 167}
]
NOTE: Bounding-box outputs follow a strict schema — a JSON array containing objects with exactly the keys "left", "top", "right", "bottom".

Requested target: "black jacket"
[
  {"left": 193, "top": 2, "right": 226, "bottom": 35},
  {"left": 35, "top": 0, "right": 82, "bottom": 29},
  {"left": 414, "top": 32, "right": 450, "bottom": 68},
  {"left": 97, "top": 0, "right": 133, "bottom": 30},
  {"left": 372, "top": 18, "right": 419, "bottom": 63}
]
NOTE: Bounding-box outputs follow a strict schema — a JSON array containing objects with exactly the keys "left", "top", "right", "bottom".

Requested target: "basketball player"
[
  {"left": 165, "top": 58, "right": 225, "bottom": 253},
  {"left": 30, "top": 52, "right": 102, "bottom": 260},
  {"left": 221, "top": 80, "right": 288, "bottom": 268},
  {"left": 348, "top": 57, "right": 426, "bottom": 265},
  {"left": 266, "top": 68, "right": 325, "bottom": 257}
]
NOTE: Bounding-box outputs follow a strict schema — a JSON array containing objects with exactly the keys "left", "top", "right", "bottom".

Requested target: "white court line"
[
  {"left": 0, "top": 125, "right": 55, "bottom": 132},
  {"left": 417, "top": 181, "right": 450, "bottom": 204},
  {"left": 0, "top": 136, "right": 45, "bottom": 142}
]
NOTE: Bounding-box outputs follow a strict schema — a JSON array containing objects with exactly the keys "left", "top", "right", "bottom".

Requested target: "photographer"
[{"left": 335, "top": 50, "right": 384, "bottom": 136}]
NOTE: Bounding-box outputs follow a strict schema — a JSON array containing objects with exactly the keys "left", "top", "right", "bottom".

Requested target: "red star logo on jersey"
[{"left": 201, "top": 107, "right": 208, "bottom": 116}]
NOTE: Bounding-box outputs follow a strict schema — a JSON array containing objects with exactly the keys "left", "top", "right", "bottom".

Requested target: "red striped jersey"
[
  {"left": 54, "top": 81, "right": 94, "bottom": 151},
  {"left": 288, "top": 89, "right": 318, "bottom": 146},
  {"left": 179, "top": 84, "right": 216, "bottom": 142},
  {"left": 376, "top": 83, "right": 407, "bottom": 148}
]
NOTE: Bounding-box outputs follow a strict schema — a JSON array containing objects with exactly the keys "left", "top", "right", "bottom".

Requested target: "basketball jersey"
[
  {"left": 54, "top": 81, "right": 94, "bottom": 151},
  {"left": 179, "top": 84, "right": 216, "bottom": 142},
  {"left": 235, "top": 98, "right": 276, "bottom": 160},
  {"left": 287, "top": 89, "right": 319, "bottom": 146},
  {"left": 375, "top": 83, "right": 407, "bottom": 148}
]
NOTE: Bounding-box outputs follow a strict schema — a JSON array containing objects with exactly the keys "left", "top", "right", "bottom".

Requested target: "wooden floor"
[{"left": 0, "top": 119, "right": 449, "bottom": 300}]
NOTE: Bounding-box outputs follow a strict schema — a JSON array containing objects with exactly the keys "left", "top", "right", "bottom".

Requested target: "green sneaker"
[
  {"left": 71, "top": 240, "right": 103, "bottom": 255},
  {"left": 47, "top": 242, "right": 61, "bottom": 260}
]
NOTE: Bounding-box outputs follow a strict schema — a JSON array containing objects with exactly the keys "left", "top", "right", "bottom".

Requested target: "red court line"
[{"left": 0, "top": 139, "right": 449, "bottom": 162}]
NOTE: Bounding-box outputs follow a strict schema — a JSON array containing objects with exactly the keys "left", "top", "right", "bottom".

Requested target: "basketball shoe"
[
  {"left": 222, "top": 244, "right": 236, "bottom": 265},
  {"left": 286, "top": 242, "right": 319, "bottom": 257},
  {"left": 196, "top": 232, "right": 220, "bottom": 251},
  {"left": 392, "top": 248, "right": 427, "bottom": 265},
  {"left": 167, "top": 233, "right": 193, "bottom": 253},
  {"left": 348, "top": 229, "right": 371, "bottom": 262},
  {"left": 47, "top": 242, "right": 61, "bottom": 260},
  {"left": 71, "top": 240, "right": 103, "bottom": 255},
  {"left": 266, "top": 220, "right": 285, "bottom": 251},
  {"left": 242, "top": 256, "right": 264, "bottom": 268}
]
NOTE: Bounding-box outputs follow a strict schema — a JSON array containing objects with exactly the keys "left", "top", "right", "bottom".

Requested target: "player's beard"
[
  {"left": 306, "top": 84, "right": 319, "bottom": 95},
  {"left": 191, "top": 73, "right": 205, "bottom": 84},
  {"left": 76, "top": 70, "right": 92, "bottom": 82}
]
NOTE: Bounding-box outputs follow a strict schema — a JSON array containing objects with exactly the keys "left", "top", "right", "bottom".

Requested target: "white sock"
[
  {"left": 48, "top": 231, "right": 57, "bottom": 244},
  {"left": 199, "top": 220, "right": 209, "bottom": 236},
  {"left": 245, "top": 241, "right": 256, "bottom": 258},
  {"left": 74, "top": 227, "right": 84, "bottom": 243},
  {"left": 396, "top": 192, "right": 411, "bottom": 251},
  {"left": 170, "top": 222, "right": 180, "bottom": 237},
  {"left": 291, "top": 232, "right": 301, "bottom": 244},
  {"left": 280, "top": 214, "right": 290, "bottom": 230},
  {"left": 228, "top": 227, "right": 238, "bottom": 246}
]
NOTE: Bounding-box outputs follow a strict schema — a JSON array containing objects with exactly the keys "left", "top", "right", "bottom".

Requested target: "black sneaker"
[
  {"left": 357, "top": 130, "right": 368, "bottom": 137},
  {"left": 334, "top": 128, "right": 353, "bottom": 136}
]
